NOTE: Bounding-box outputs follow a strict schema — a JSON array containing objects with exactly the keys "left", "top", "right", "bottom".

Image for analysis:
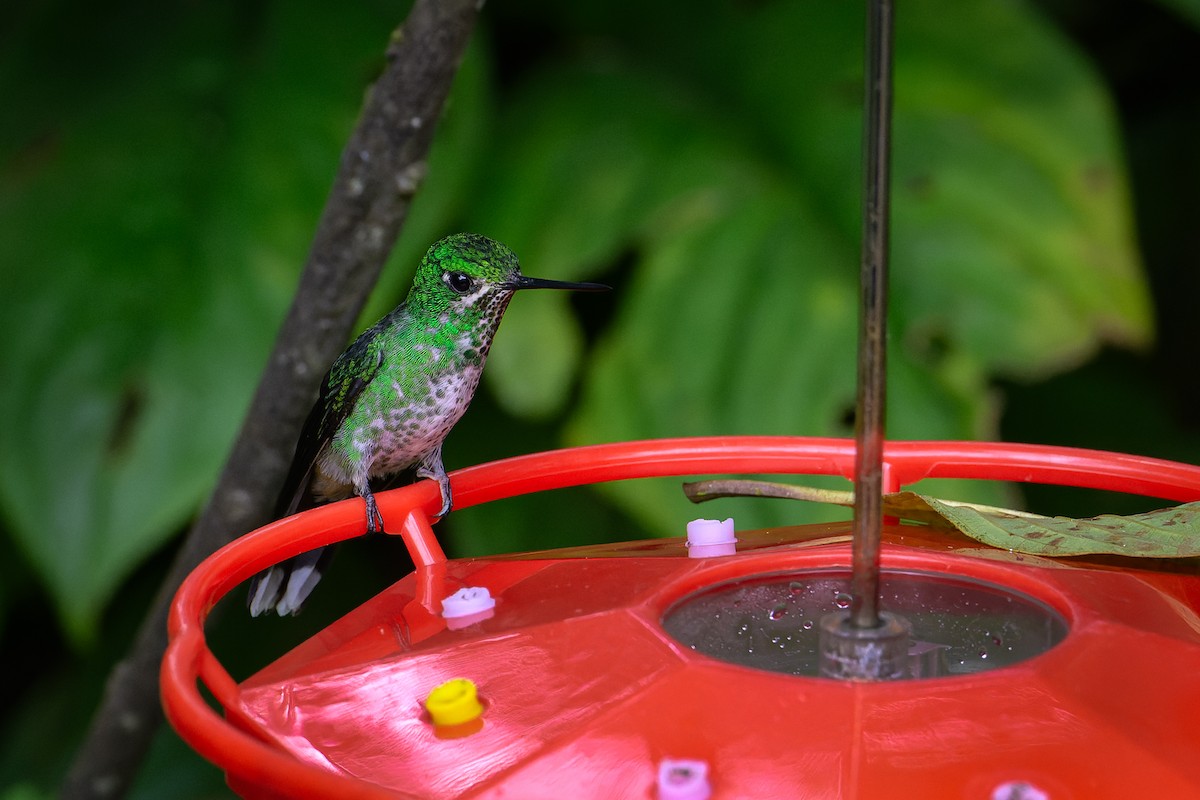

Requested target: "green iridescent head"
[{"left": 409, "top": 233, "right": 608, "bottom": 316}]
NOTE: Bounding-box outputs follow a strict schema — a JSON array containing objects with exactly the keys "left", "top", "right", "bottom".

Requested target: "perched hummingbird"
[{"left": 248, "top": 233, "right": 608, "bottom": 616}]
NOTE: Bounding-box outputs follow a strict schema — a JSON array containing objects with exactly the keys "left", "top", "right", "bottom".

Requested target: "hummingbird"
[{"left": 248, "top": 233, "right": 608, "bottom": 616}]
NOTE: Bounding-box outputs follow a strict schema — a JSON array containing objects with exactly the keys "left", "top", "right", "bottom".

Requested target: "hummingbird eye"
[{"left": 445, "top": 271, "right": 474, "bottom": 295}]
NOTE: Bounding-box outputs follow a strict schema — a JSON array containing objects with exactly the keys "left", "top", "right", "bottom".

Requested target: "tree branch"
[{"left": 60, "top": 1, "right": 481, "bottom": 796}]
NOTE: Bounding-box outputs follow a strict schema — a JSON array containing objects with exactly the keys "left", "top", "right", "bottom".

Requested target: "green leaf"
[
  {"left": 459, "top": 0, "right": 1147, "bottom": 538},
  {"left": 916, "top": 496, "right": 1200, "bottom": 558},
  {"left": 0, "top": 1, "right": 484, "bottom": 643},
  {"left": 488, "top": 293, "right": 586, "bottom": 419},
  {"left": 0, "top": 785, "right": 51, "bottom": 800},
  {"left": 0, "top": 4, "right": 267, "bottom": 642}
]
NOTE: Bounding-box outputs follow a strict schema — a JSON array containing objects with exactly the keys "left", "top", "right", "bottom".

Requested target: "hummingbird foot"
[
  {"left": 416, "top": 445, "right": 452, "bottom": 519},
  {"left": 363, "top": 489, "right": 386, "bottom": 534},
  {"left": 431, "top": 477, "right": 452, "bottom": 519}
]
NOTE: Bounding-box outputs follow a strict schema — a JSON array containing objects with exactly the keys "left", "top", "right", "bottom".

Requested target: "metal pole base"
[{"left": 818, "top": 609, "right": 912, "bottom": 681}]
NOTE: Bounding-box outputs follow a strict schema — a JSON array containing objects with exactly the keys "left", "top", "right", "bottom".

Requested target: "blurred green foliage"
[{"left": 1, "top": 0, "right": 1197, "bottom": 796}]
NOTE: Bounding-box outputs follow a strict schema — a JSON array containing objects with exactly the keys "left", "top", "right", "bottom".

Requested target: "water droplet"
[
  {"left": 802, "top": 620, "right": 814, "bottom": 630},
  {"left": 834, "top": 592, "right": 852, "bottom": 609},
  {"left": 979, "top": 648, "right": 989, "bottom": 659},
  {"left": 768, "top": 604, "right": 788, "bottom": 621},
  {"left": 991, "top": 634, "right": 1003, "bottom": 646},
  {"left": 789, "top": 581, "right": 805, "bottom": 595}
]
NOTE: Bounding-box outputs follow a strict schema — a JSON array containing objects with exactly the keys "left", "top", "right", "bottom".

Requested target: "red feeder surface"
[{"left": 162, "top": 437, "right": 1200, "bottom": 799}]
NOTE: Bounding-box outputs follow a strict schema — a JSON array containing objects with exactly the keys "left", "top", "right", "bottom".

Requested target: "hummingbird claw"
[
  {"left": 416, "top": 446, "right": 452, "bottom": 520},
  {"left": 364, "top": 490, "right": 386, "bottom": 534},
  {"left": 420, "top": 472, "right": 452, "bottom": 519},
  {"left": 434, "top": 481, "right": 452, "bottom": 519}
]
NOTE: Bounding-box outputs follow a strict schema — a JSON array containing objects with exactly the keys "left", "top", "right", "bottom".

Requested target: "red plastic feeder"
[{"left": 162, "top": 437, "right": 1200, "bottom": 799}]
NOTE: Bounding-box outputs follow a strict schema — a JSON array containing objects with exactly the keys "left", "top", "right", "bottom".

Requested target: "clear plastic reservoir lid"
[{"left": 661, "top": 569, "right": 1068, "bottom": 679}]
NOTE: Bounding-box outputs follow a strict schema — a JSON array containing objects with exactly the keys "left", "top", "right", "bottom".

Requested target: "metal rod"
[{"left": 850, "top": 0, "right": 894, "bottom": 631}]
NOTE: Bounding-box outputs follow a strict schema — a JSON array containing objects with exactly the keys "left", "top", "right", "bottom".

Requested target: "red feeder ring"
[{"left": 162, "top": 437, "right": 1200, "bottom": 799}]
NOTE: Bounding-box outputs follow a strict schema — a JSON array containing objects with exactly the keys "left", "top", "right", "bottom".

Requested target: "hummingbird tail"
[{"left": 247, "top": 545, "right": 337, "bottom": 617}]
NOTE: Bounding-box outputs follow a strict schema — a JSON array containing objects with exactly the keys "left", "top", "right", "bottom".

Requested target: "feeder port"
[
  {"left": 657, "top": 758, "right": 711, "bottom": 800},
  {"left": 992, "top": 781, "right": 1049, "bottom": 800},
  {"left": 441, "top": 586, "right": 496, "bottom": 618},
  {"left": 686, "top": 518, "right": 736, "bottom": 558},
  {"left": 424, "top": 678, "right": 483, "bottom": 727}
]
